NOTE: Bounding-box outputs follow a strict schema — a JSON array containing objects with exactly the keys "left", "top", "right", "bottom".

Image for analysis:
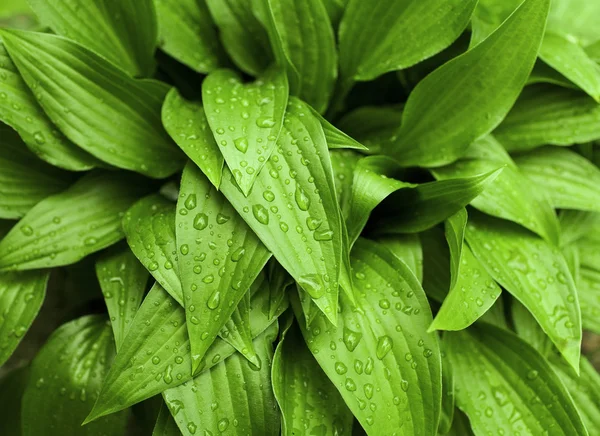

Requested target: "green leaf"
[
  {"left": 220, "top": 103, "right": 344, "bottom": 324},
  {"left": 376, "top": 234, "right": 423, "bottom": 283},
  {"left": 162, "top": 89, "right": 224, "bottom": 188},
  {"left": 445, "top": 209, "right": 467, "bottom": 289},
  {"left": 0, "top": 269, "right": 48, "bottom": 366},
  {"left": 387, "top": 0, "right": 550, "bottom": 167},
  {"left": 293, "top": 239, "right": 441, "bottom": 435},
  {"left": 0, "top": 366, "right": 29, "bottom": 436},
  {"left": 494, "top": 85, "right": 600, "bottom": 152},
  {"left": 444, "top": 410, "right": 474, "bottom": 436},
  {"left": 514, "top": 146, "right": 600, "bottom": 212},
  {"left": 27, "top": 0, "right": 157, "bottom": 76},
  {"left": 266, "top": 260, "right": 292, "bottom": 319},
  {"left": 273, "top": 321, "right": 353, "bottom": 436},
  {"left": 547, "top": 0, "right": 600, "bottom": 46},
  {"left": 338, "top": 0, "right": 477, "bottom": 82},
  {"left": 0, "top": 40, "right": 100, "bottom": 170},
  {"left": 469, "top": 0, "right": 523, "bottom": 47},
  {"left": 162, "top": 324, "right": 280, "bottom": 436},
  {"left": 154, "top": 0, "right": 228, "bottom": 73},
  {"left": 202, "top": 67, "right": 288, "bottom": 195},
  {"left": 0, "top": 29, "right": 185, "bottom": 178},
  {"left": 528, "top": 60, "right": 578, "bottom": 89},
  {"left": 0, "top": 124, "right": 72, "bottom": 219},
  {"left": 205, "top": 0, "right": 272, "bottom": 76},
  {"left": 578, "top": 267, "right": 600, "bottom": 334},
  {"left": 310, "top": 106, "right": 367, "bottom": 151},
  {"left": 446, "top": 323, "right": 587, "bottom": 436},
  {"left": 330, "top": 149, "right": 361, "bottom": 221},
  {"left": 153, "top": 402, "right": 182, "bottom": 436},
  {"left": 0, "top": 172, "right": 145, "bottom": 271},
  {"left": 420, "top": 227, "right": 451, "bottom": 303},
  {"left": 439, "top": 342, "right": 455, "bottom": 434},
  {"left": 176, "top": 162, "right": 271, "bottom": 372},
  {"left": 96, "top": 242, "right": 150, "bottom": 351},
  {"left": 559, "top": 210, "right": 600, "bottom": 247},
  {"left": 218, "top": 291, "right": 258, "bottom": 366},
  {"left": 22, "top": 315, "right": 127, "bottom": 436},
  {"left": 465, "top": 211, "right": 581, "bottom": 371},
  {"left": 511, "top": 299, "right": 553, "bottom": 357}
]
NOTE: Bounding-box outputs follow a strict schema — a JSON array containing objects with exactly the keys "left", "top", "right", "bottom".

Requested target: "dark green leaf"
[
  {"left": 420, "top": 227, "right": 451, "bottom": 303},
  {"left": 511, "top": 299, "right": 553, "bottom": 357},
  {"left": 153, "top": 402, "right": 182, "bottom": 436},
  {"left": 0, "top": 366, "right": 29, "bottom": 436}
]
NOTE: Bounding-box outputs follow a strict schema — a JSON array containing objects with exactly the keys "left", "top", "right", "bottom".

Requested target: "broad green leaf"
[
  {"left": 466, "top": 212, "right": 581, "bottom": 371},
  {"left": 23, "top": 315, "right": 127, "bottom": 436},
  {"left": 202, "top": 67, "right": 288, "bottom": 195},
  {"left": 0, "top": 269, "right": 48, "bottom": 366},
  {"left": 469, "top": 0, "right": 523, "bottom": 47},
  {"left": 0, "top": 172, "right": 145, "bottom": 271},
  {"left": 559, "top": 210, "right": 600, "bottom": 247},
  {"left": 494, "top": 85, "right": 600, "bottom": 152},
  {"left": 176, "top": 162, "right": 271, "bottom": 373},
  {"left": 420, "top": 227, "right": 451, "bottom": 303},
  {"left": 96, "top": 242, "right": 150, "bottom": 351},
  {"left": 273, "top": 321, "right": 353, "bottom": 436},
  {"left": 27, "top": 0, "right": 157, "bottom": 76},
  {"left": 514, "top": 146, "right": 600, "bottom": 212},
  {"left": 220, "top": 105, "right": 344, "bottom": 324},
  {"left": 432, "top": 135, "right": 560, "bottom": 244},
  {"left": 162, "top": 89, "right": 224, "bottom": 188},
  {"left": 294, "top": 239, "right": 442, "bottom": 435},
  {"left": 376, "top": 234, "right": 423, "bottom": 282},
  {"left": 446, "top": 323, "right": 587, "bottom": 436},
  {"left": 511, "top": 299, "right": 553, "bottom": 357},
  {"left": 330, "top": 149, "right": 361, "bottom": 221},
  {"left": 0, "top": 40, "right": 99, "bottom": 170},
  {"left": 547, "top": 0, "right": 600, "bottom": 46},
  {"left": 310, "top": 106, "right": 367, "bottom": 151},
  {"left": 153, "top": 402, "right": 181, "bottom": 436},
  {"left": 205, "top": 0, "right": 272, "bottom": 76},
  {"left": 0, "top": 124, "right": 71, "bottom": 219},
  {"left": 578, "top": 267, "right": 600, "bottom": 334},
  {"left": 338, "top": 0, "right": 477, "bottom": 82},
  {"left": 0, "top": 29, "right": 185, "bottom": 178},
  {"left": 387, "top": 0, "right": 550, "bottom": 167},
  {"left": 154, "top": 0, "right": 227, "bottom": 73},
  {"left": 0, "top": 366, "right": 29, "bottom": 436},
  {"left": 162, "top": 325, "right": 280, "bottom": 436}
]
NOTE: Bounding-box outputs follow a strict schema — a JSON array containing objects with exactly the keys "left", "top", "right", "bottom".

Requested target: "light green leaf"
[
  {"left": 387, "top": 0, "right": 550, "bottom": 167},
  {"left": 578, "top": 267, "right": 600, "bottom": 334},
  {"left": 293, "top": 239, "right": 442, "bottom": 435},
  {"left": 469, "top": 0, "right": 523, "bottom": 47},
  {"left": 266, "top": 260, "right": 292, "bottom": 319},
  {"left": 96, "top": 242, "right": 150, "bottom": 351},
  {"left": 547, "top": 0, "right": 600, "bottom": 46},
  {"left": 0, "top": 172, "right": 146, "bottom": 271},
  {"left": 0, "top": 29, "right": 185, "bottom": 178},
  {"left": 176, "top": 162, "right": 271, "bottom": 372},
  {"left": 466, "top": 211, "right": 581, "bottom": 371},
  {"left": 514, "top": 146, "right": 600, "bottom": 212},
  {"left": 511, "top": 299, "right": 553, "bottom": 357},
  {"left": 162, "top": 324, "right": 280, "bottom": 436},
  {"left": 445, "top": 209, "right": 467, "bottom": 289},
  {"left": 528, "top": 60, "right": 578, "bottom": 89},
  {"left": 162, "top": 89, "right": 224, "bottom": 188},
  {"left": 218, "top": 291, "right": 258, "bottom": 367},
  {"left": 559, "top": 210, "right": 600, "bottom": 247},
  {"left": 0, "top": 124, "right": 71, "bottom": 219},
  {"left": 27, "top": 0, "right": 157, "bottom": 76},
  {"left": 0, "top": 269, "right": 48, "bottom": 366},
  {"left": 586, "top": 39, "right": 600, "bottom": 63},
  {"left": 153, "top": 402, "right": 182, "bottom": 436},
  {"left": 154, "top": 0, "right": 227, "bottom": 73},
  {"left": 273, "top": 321, "right": 353, "bottom": 436},
  {"left": 439, "top": 342, "right": 455, "bottom": 434},
  {"left": 446, "top": 323, "right": 587, "bottom": 436},
  {"left": 220, "top": 104, "right": 344, "bottom": 324},
  {"left": 0, "top": 40, "right": 100, "bottom": 170},
  {"left": 0, "top": 366, "right": 29, "bottom": 436},
  {"left": 330, "top": 149, "right": 361, "bottom": 221},
  {"left": 205, "top": 0, "right": 272, "bottom": 76},
  {"left": 202, "top": 67, "right": 288, "bottom": 195},
  {"left": 23, "top": 315, "right": 127, "bottom": 436},
  {"left": 376, "top": 234, "right": 423, "bottom": 283}
]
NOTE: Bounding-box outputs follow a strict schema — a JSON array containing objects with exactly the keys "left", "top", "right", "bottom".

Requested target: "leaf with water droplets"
[
  {"left": 176, "top": 162, "right": 271, "bottom": 373},
  {"left": 153, "top": 401, "right": 181, "bottom": 436},
  {"left": 466, "top": 211, "right": 581, "bottom": 371},
  {"left": 0, "top": 269, "right": 48, "bottom": 366},
  {"left": 96, "top": 242, "right": 150, "bottom": 351},
  {"left": 162, "top": 89, "right": 224, "bottom": 188},
  {"left": 0, "top": 29, "right": 185, "bottom": 178},
  {"left": 446, "top": 323, "right": 586, "bottom": 436},
  {"left": 22, "top": 315, "right": 127, "bottom": 435},
  {"left": 220, "top": 102, "right": 344, "bottom": 324},
  {"left": 0, "top": 172, "right": 146, "bottom": 271},
  {"left": 293, "top": 239, "right": 441, "bottom": 435}
]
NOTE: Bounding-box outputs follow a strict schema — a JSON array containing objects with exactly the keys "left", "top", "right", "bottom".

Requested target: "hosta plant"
[{"left": 1, "top": 0, "right": 600, "bottom": 435}]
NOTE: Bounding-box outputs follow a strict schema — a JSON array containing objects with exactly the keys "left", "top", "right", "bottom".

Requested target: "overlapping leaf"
[
  {"left": 376, "top": 234, "right": 423, "bottom": 282},
  {"left": 153, "top": 402, "right": 181, "bottom": 436}
]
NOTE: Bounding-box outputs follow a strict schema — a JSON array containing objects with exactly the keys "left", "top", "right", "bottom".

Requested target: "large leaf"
[
  {"left": 220, "top": 103, "right": 344, "bottom": 324},
  {"left": 0, "top": 172, "right": 146, "bottom": 271},
  {"left": 96, "top": 242, "right": 150, "bottom": 351},
  {"left": 22, "top": 315, "right": 127, "bottom": 436},
  {"left": 176, "top": 162, "right": 271, "bottom": 373},
  {"left": 153, "top": 402, "right": 181, "bottom": 436},
  {"left": 272, "top": 320, "right": 354, "bottom": 436},
  {"left": 27, "top": 0, "right": 157, "bottom": 76},
  {"left": 0, "top": 124, "right": 71, "bottom": 219},
  {"left": 386, "top": 0, "right": 549, "bottom": 167},
  {"left": 0, "top": 29, "right": 185, "bottom": 178},
  {"left": 294, "top": 239, "right": 441, "bottom": 435},
  {"left": 202, "top": 67, "right": 288, "bottom": 195},
  {"left": 446, "top": 323, "right": 587, "bottom": 436},
  {"left": 0, "top": 40, "right": 99, "bottom": 170},
  {"left": 162, "top": 324, "right": 280, "bottom": 436},
  {"left": 0, "top": 269, "right": 48, "bottom": 366},
  {"left": 465, "top": 212, "right": 581, "bottom": 371}
]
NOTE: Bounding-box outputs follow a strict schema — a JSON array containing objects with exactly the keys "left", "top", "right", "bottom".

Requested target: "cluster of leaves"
[{"left": 0, "top": 0, "right": 600, "bottom": 435}]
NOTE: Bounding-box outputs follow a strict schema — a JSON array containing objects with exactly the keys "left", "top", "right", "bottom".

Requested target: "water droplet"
[
  {"left": 335, "top": 362, "right": 347, "bottom": 374},
  {"left": 306, "top": 217, "right": 322, "bottom": 230},
  {"left": 294, "top": 184, "right": 311, "bottom": 211},
  {"left": 342, "top": 327, "right": 362, "bottom": 351},
  {"left": 364, "top": 383, "right": 374, "bottom": 399},
  {"left": 263, "top": 190, "right": 275, "bottom": 202},
  {"left": 185, "top": 194, "right": 197, "bottom": 210},
  {"left": 180, "top": 244, "right": 189, "bottom": 255},
  {"left": 148, "top": 261, "right": 159, "bottom": 271},
  {"left": 344, "top": 378, "right": 357, "bottom": 391},
  {"left": 298, "top": 274, "right": 325, "bottom": 298},
  {"left": 203, "top": 274, "right": 215, "bottom": 284},
  {"left": 376, "top": 335, "right": 393, "bottom": 359},
  {"left": 231, "top": 247, "right": 245, "bottom": 262},
  {"left": 527, "top": 369, "right": 538, "bottom": 380},
  {"left": 256, "top": 117, "right": 275, "bottom": 128},
  {"left": 234, "top": 137, "right": 248, "bottom": 153},
  {"left": 207, "top": 290, "right": 220, "bottom": 309},
  {"left": 218, "top": 418, "right": 229, "bottom": 432},
  {"left": 216, "top": 213, "right": 230, "bottom": 224},
  {"left": 401, "top": 379, "right": 409, "bottom": 392},
  {"left": 20, "top": 225, "right": 33, "bottom": 236},
  {"left": 314, "top": 229, "right": 334, "bottom": 241},
  {"left": 187, "top": 422, "right": 197, "bottom": 434},
  {"left": 33, "top": 131, "right": 45, "bottom": 144},
  {"left": 252, "top": 204, "right": 269, "bottom": 225}
]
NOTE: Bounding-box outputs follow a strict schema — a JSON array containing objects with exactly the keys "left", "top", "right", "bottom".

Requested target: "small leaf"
[
  {"left": 202, "top": 66, "right": 288, "bottom": 195},
  {"left": 0, "top": 172, "right": 146, "bottom": 271},
  {"left": 153, "top": 402, "right": 181, "bottom": 436},
  {"left": 218, "top": 291, "right": 259, "bottom": 367}
]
